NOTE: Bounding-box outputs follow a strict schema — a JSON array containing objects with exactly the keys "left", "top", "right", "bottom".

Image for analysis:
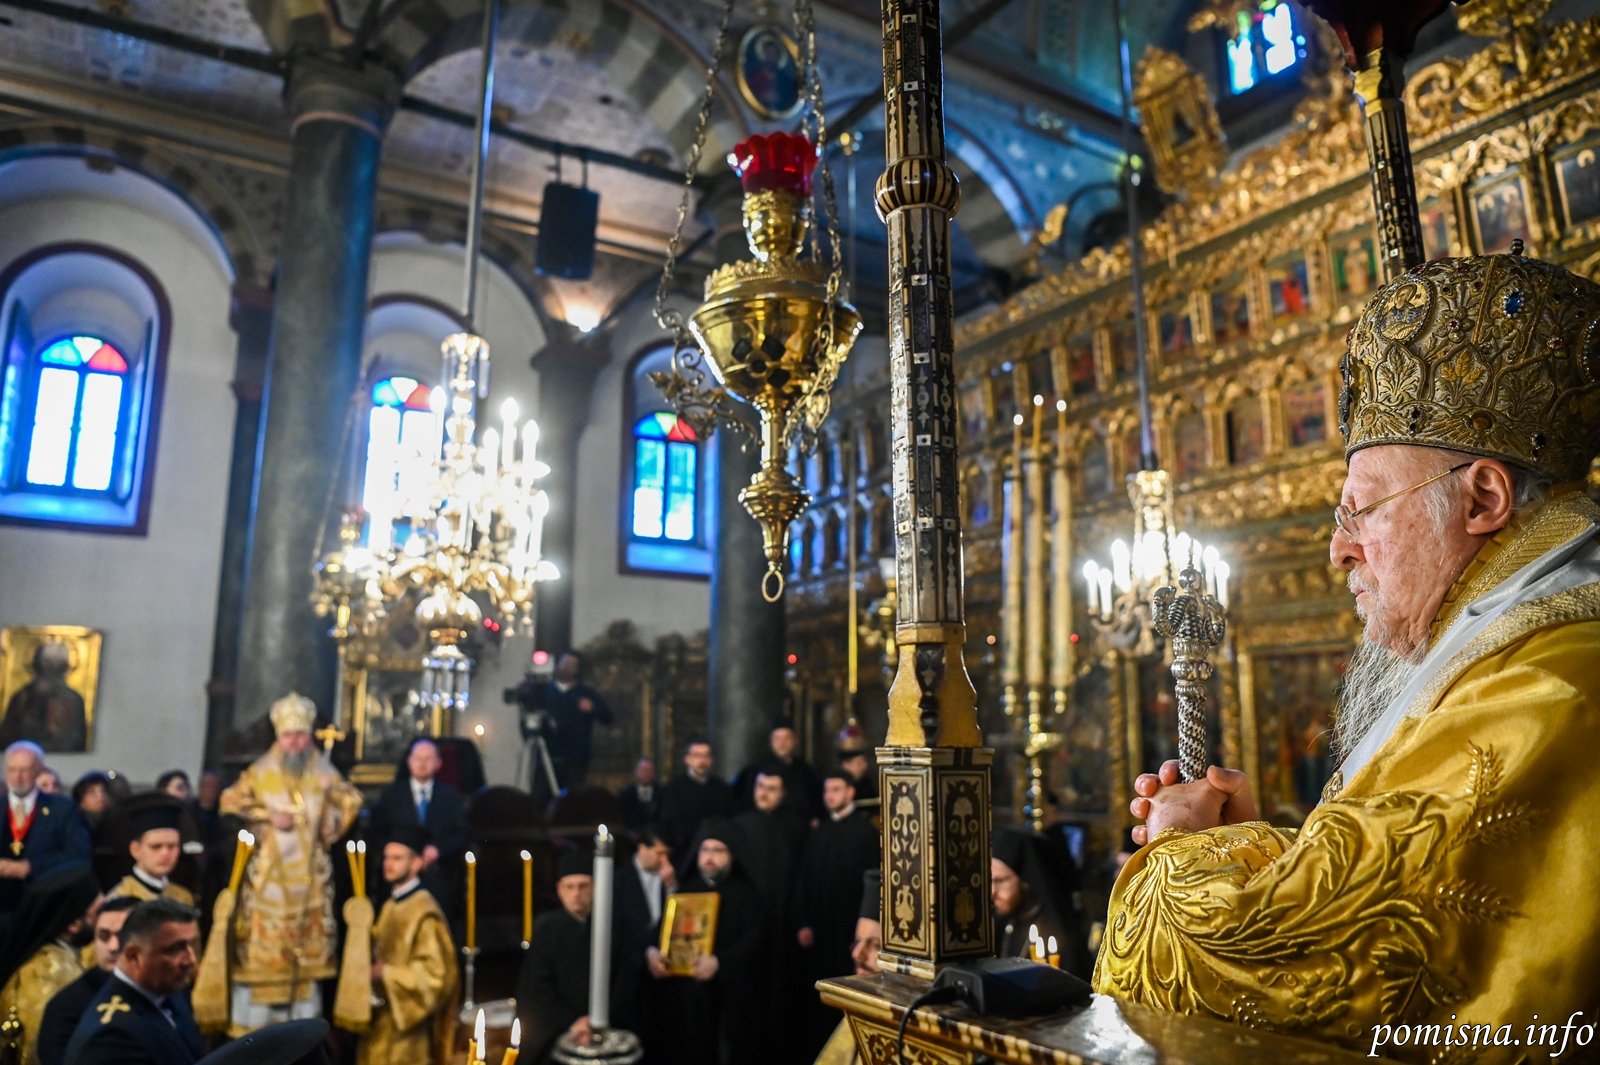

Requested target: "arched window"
[
  {"left": 1224, "top": 1, "right": 1303, "bottom": 94},
  {"left": 623, "top": 346, "right": 710, "bottom": 577},
  {"left": 0, "top": 247, "right": 168, "bottom": 532},
  {"left": 631, "top": 411, "right": 699, "bottom": 542},
  {"left": 363, "top": 375, "right": 438, "bottom": 533}
]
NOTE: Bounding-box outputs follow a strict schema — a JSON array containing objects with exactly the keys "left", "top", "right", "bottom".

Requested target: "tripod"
[{"left": 516, "top": 713, "right": 561, "bottom": 799}]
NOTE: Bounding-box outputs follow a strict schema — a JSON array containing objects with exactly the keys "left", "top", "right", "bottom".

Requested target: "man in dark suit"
[
  {"left": 617, "top": 758, "right": 660, "bottom": 831},
  {"left": 656, "top": 738, "right": 734, "bottom": 866},
  {"left": 64, "top": 897, "right": 205, "bottom": 1065},
  {"left": 366, "top": 737, "right": 470, "bottom": 921},
  {"left": 526, "top": 651, "right": 613, "bottom": 789},
  {"left": 37, "top": 896, "right": 141, "bottom": 1065},
  {"left": 614, "top": 829, "right": 671, "bottom": 1055},
  {"left": 2, "top": 741, "right": 92, "bottom": 919}
]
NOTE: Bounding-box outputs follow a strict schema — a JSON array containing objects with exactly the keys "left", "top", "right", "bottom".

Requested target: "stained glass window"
[
  {"left": 1225, "top": 2, "right": 1305, "bottom": 95},
  {"left": 22, "top": 336, "right": 130, "bottom": 493},
  {"left": 631, "top": 412, "right": 698, "bottom": 542},
  {"left": 363, "top": 375, "right": 438, "bottom": 537}
]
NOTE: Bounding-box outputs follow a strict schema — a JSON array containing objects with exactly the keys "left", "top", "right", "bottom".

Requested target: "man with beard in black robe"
[
  {"left": 516, "top": 851, "right": 627, "bottom": 1063},
  {"left": 655, "top": 738, "right": 734, "bottom": 864},
  {"left": 991, "top": 825, "right": 1090, "bottom": 978},
  {"left": 793, "top": 772, "right": 878, "bottom": 1056},
  {"left": 646, "top": 819, "right": 762, "bottom": 1065},
  {"left": 730, "top": 770, "right": 807, "bottom": 1062}
]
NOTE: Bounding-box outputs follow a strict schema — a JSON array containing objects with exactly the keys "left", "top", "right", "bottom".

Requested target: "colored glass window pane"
[
  {"left": 25, "top": 367, "right": 78, "bottom": 486},
  {"left": 40, "top": 340, "right": 83, "bottom": 366},
  {"left": 633, "top": 438, "right": 666, "bottom": 538},
  {"left": 665, "top": 442, "right": 697, "bottom": 541},
  {"left": 1262, "top": 5, "right": 1297, "bottom": 74},
  {"left": 85, "top": 344, "right": 128, "bottom": 373},
  {"left": 72, "top": 374, "right": 123, "bottom": 491}
]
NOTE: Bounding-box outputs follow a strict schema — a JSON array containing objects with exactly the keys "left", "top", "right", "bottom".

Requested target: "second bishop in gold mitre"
[{"left": 1095, "top": 249, "right": 1600, "bottom": 1063}]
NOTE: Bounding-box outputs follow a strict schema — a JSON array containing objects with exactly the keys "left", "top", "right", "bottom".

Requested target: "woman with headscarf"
[
  {"left": 0, "top": 861, "right": 101, "bottom": 1063},
  {"left": 990, "top": 826, "right": 1090, "bottom": 978}
]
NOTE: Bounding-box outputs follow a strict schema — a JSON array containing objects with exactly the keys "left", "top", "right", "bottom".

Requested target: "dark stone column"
[
  {"left": 697, "top": 174, "right": 787, "bottom": 772},
  {"left": 708, "top": 430, "right": 788, "bottom": 774},
  {"left": 530, "top": 331, "right": 610, "bottom": 657},
  {"left": 205, "top": 284, "right": 272, "bottom": 766},
  {"left": 232, "top": 60, "right": 398, "bottom": 742}
]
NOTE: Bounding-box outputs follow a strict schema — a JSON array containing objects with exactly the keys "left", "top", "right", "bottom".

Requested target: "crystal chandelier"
[
  {"left": 652, "top": 0, "right": 861, "bottom": 602},
  {"left": 311, "top": 0, "right": 555, "bottom": 724}
]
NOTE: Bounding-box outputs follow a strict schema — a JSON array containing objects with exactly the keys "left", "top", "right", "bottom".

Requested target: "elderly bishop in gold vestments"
[
  {"left": 218, "top": 692, "right": 363, "bottom": 1035},
  {"left": 1095, "top": 252, "right": 1600, "bottom": 1063},
  {"left": 356, "top": 825, "right": 458, "bottom": 1065}
]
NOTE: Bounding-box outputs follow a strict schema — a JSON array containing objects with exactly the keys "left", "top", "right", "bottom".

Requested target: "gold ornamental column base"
[{"left": 877, "top": 744, "right": 995, "bottom": 981}]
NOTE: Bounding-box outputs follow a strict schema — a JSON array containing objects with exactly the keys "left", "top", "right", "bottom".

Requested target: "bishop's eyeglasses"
[{"left": 1332, "top": 462, "right": 1471, "bottom": 544}]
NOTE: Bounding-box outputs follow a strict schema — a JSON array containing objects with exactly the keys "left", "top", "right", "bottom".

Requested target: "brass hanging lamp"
[{"left": 654, "top": 0, "right": 861, "bottom": 602}]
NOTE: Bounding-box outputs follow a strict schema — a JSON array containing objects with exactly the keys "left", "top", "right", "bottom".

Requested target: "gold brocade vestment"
[
  {"left": 106, "top": 873, "right": 195, "bottom": 907},
  {"left": 355, "top": 886, "right": 458, "bottom": 1065},
  {"left": 0, "top": 942, "right": 80, "bottom": 1065},
  {"left": 219, "top": 748, "right": 363, "bottom": 1006},
  {"left": 1094, "top": 494, "right": 1600, "bottom": 1063}
]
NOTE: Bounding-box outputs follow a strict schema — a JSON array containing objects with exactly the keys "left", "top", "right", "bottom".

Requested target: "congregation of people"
[{"left": 0, "top": 665, "right": 1093, "bottom": 1065}]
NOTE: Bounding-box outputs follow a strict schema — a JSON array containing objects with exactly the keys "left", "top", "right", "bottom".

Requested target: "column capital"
[{"left": 285, "top": 56, "right": 400, "bottom": 137}]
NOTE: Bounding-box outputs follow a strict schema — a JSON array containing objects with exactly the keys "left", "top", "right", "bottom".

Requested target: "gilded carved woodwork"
[{"left": 1134, "top": 47, "right": 1228, "bottom": 200}]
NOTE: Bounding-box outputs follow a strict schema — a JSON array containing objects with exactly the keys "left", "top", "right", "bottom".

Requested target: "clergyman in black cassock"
[
  {"left": 649, "top": 819, "right": 764, "bottom": 1065},
  {"left": 655, "top": 739, "right": 735, "bottom": 862},
  {"left": 794, "top": 773, "right": 879, "bottom": 1054},
  {"left": 731, "top": 771, "right": 807, "bottom": 1062}
]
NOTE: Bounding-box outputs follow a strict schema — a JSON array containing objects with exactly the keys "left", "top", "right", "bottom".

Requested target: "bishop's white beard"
[{"left": 1333, "top": 638, "right": 1424, "bottom": 761}]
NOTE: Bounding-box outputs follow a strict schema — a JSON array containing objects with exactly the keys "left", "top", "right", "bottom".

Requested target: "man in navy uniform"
[
  {"left": 1, "top": 741, "right": 91, "bottom": 921},
  {"left": 65, "top": 897, "right": 205, "bottom": 1065}
]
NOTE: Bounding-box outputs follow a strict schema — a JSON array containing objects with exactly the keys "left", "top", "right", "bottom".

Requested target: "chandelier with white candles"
[{"left": 311, "top": 0, "right": 556, "bottom": 723}]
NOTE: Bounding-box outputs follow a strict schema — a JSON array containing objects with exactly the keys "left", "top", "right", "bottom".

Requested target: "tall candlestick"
[
  {"left": 472, "top": 1008, "right": 487, "bottom": 1064},
  {"left": 465, "top": 851, "right": 477, "bottom": 951},
  {"left": 1000, "top": 414, "right": 1025, "bottom": 690},
  {"left": 1050, "top": 401, "right": 1074, "bottom": 693},
  {"left": 589, "top": 825, "right": 614, "bottom": 1031},
  {"left": 1023, "top": 435, "right": 1046, "bottom": 689},
  {"left": 228, "top": 831, "right": 254, "bottom": 894},
  {"left": 345, "top": 841, "right": 361, "bottom": 899},
  {"left": 520, "top": 849, "right": 533, "bottom": 945}
]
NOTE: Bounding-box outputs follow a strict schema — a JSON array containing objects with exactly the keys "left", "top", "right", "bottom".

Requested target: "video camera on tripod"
[{"left": 504, "top": 668, "right": 561, "bottom": 796}]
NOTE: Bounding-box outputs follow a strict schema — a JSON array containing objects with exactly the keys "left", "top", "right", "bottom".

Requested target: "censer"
[{"left": 654, "top": 0, "right": 861, "bottom": 602}]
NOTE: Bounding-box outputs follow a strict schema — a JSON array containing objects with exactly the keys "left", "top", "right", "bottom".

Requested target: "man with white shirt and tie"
[
  {"left": 366, "top": 739, "right": 469, "bottom": 925},
  {"left": 65, "top": 897, "right": 205, "bottom": 1065},
  {"left": 1, "top": 741, "right": 91, "bottom": 924},
  {"left": 615, "top": 829, "right": 672, "bottom": 1060}
]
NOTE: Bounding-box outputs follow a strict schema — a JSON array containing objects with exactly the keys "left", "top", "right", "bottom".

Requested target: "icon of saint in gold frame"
[{"left": 658, "top": 891, "right": 720, "bottom": 976}]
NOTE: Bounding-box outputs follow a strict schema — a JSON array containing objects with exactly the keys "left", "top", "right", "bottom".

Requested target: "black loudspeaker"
[{"left": 536, "top": 182, "right": 600, "bottom": 280}]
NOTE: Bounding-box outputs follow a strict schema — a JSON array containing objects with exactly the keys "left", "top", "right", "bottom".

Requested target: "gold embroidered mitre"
[
  {"left": 1339, "top": 249, "right": 1600, "bottom": 481},
  {"left": 268, "top": 691, "right": 316, "bottom": 735}
]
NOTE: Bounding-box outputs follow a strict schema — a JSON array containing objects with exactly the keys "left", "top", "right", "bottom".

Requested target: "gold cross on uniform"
[
  {"left": 96, "top": 995, "right": 131, "bottom": 1025},
  {"left": 314, "top": 722, "right": 345, "bottom": 753}
]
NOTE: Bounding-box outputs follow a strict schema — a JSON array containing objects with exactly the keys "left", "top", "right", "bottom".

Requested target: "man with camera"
[{"left": 506, "top": 651, "right": 613, "bottom": 795}]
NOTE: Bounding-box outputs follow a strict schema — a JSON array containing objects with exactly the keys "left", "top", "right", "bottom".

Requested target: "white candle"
[
  {"left": 501, "top": 398, "right": 519, "bottom": 469},
  {"left": 1083, "top": 560, "right": 1100, "bottom": 617},
  {"left": 1215, "top": 560, "right": 1231, "bottom": 609},
  {"left": 482, "top": 429, "right": 500, "bottom": 477},
  {"left": 1111, "top": 539, "right": 1131, "bottom": 593},
  {"left": 528, "top": 491, "right": 548, "bottom": 564},
  {"left": 1098, "top": 571, "right": 1113, "bottom": 621},
  {"left": 521, "top": 420, "right": 539, "bottom": 484},
  {"left": 590, "top": 824, "right": 614, "bottom": 1031}
]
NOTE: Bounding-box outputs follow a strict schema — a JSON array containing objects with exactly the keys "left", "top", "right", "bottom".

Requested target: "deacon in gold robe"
[
  {"left": 1096, "top": 252, "right": 1600, "bottom": 1063},
  {"left": 0, "top": 862, "right": 99, "bottom": 1065},
  {"left": 356, "top": 825, "right": 458, "bottom": 1065},
  {"left": 218, "top": 692, "right": 363, "bottom": 1035},
  {"left": 106, "top": 798, "right": 195, "bottom": 906}
]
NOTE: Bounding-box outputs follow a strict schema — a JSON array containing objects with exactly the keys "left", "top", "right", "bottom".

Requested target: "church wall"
[
  {"left": 0, "top": 183, "right": 238, "bottom": 785},
  {"left": 569, "top": 298, "right": 711, "bottom": 656}
]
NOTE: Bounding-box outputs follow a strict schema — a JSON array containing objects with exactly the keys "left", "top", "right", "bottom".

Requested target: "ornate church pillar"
[
  {"left": 702, "top": 174, "right": 786, "bottom": 774},
  {"left": 232, "top": 59, "right": 399, "bottom": 742}
]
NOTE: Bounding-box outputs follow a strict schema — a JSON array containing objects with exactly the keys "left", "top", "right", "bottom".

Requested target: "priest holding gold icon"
[
  {"left": 212, "top": 693, "right": 363, "bottom": 1035},
  {"left": 1097, "top": 249, "right": 1600, "bottom": 1060}
]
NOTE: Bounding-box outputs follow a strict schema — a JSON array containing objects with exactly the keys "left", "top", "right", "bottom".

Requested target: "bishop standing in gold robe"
[
  {"left": 217, "top": 692, "right": 363, "bottom": 1035},
  {"left": 1095, "top": 251, "right": 1600, "bottom": 1063},
  {"left": 356, "top": 824, "right": 458, "bottom": 1065}
]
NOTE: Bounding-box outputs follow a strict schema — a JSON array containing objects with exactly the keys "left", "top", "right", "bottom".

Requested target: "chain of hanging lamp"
[{"left": 651, "top": 0, "right": 861, "bottom": 601}]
